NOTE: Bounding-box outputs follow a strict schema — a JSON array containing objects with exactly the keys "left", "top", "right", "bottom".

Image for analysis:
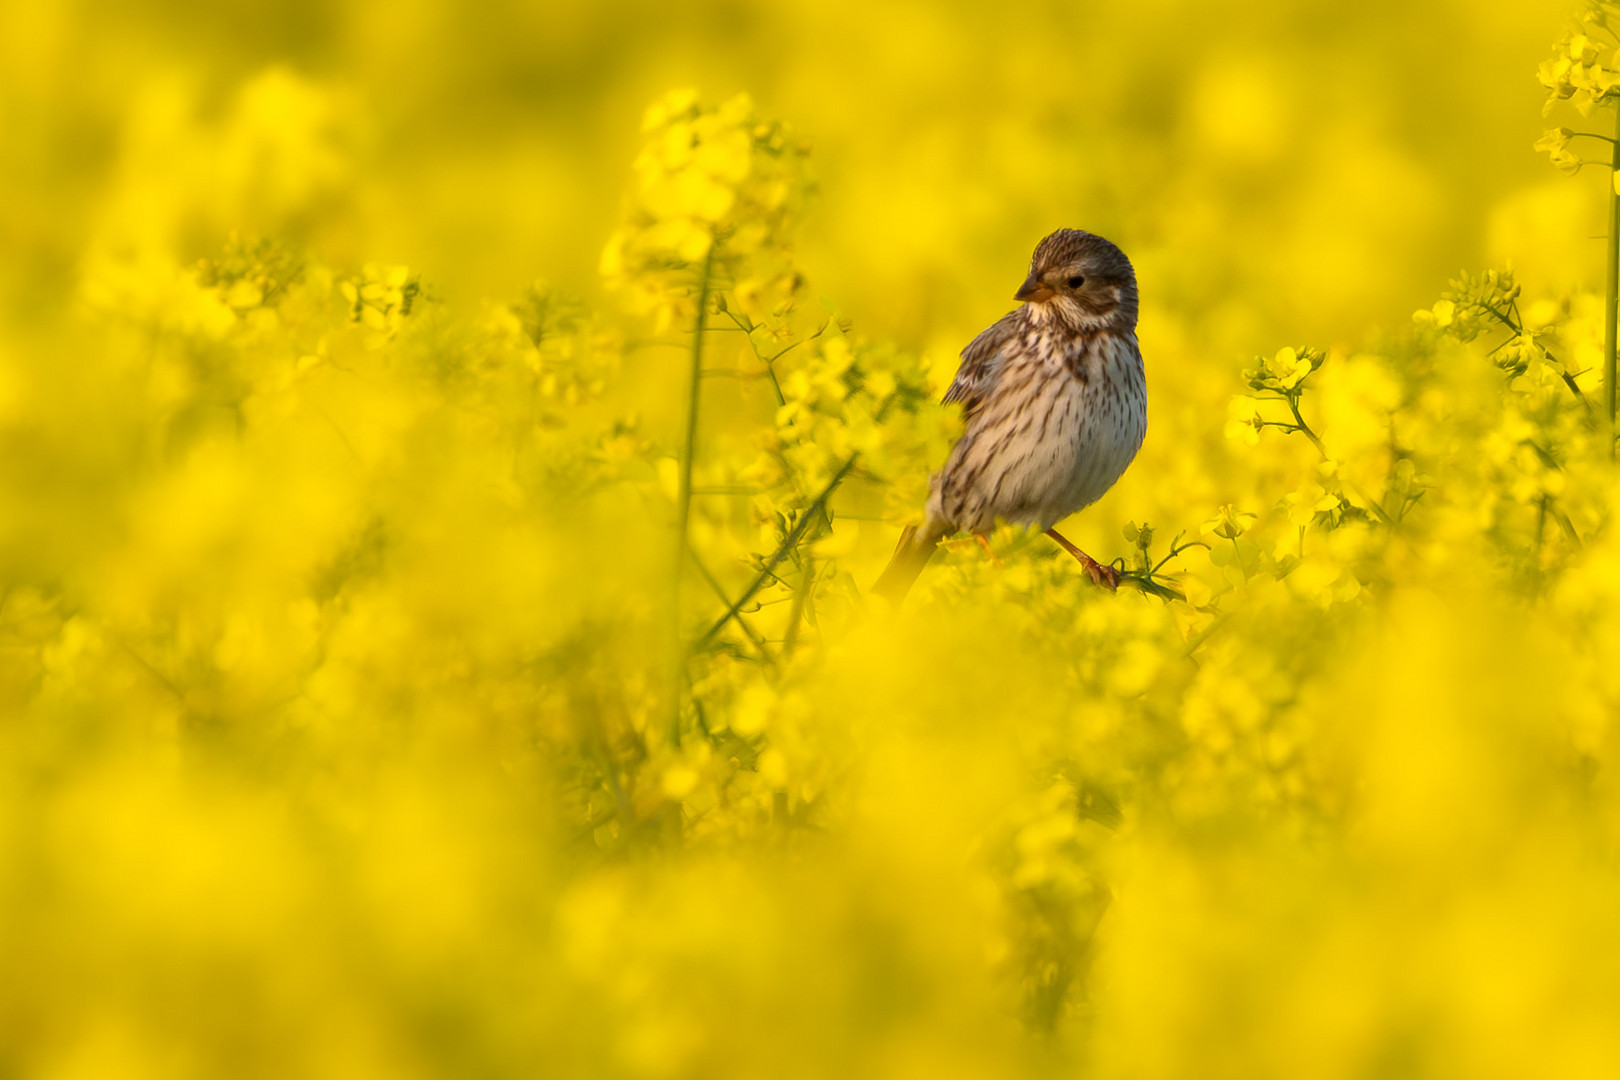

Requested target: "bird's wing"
[{"left": 941, "top": 310, "right": 1022, "bottom": 420}]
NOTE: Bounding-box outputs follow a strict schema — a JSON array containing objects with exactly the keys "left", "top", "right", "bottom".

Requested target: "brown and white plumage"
[{"left": 873, "top": 229, "right": 1147, "bottom": 600}]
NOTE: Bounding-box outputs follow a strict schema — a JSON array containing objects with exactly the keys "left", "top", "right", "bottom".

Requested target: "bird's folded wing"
[{"left": 941, "top": 310, "right": 1020, "bottom": 419}]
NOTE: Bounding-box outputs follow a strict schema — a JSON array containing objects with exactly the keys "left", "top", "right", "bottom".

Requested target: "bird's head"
[{"left": 1015, "top": 228, "right": 1138, "bottom": 332}]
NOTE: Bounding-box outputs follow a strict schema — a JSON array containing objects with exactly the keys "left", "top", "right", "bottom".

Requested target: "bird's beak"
[{"left": 1015, "top": 274, "right": 1055, "bottom": 303}]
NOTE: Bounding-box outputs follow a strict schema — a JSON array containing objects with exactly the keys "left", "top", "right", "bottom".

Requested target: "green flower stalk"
[
  {"left": 600, "top": 90, "right": 811, "bottom": 695},
  {"left": 1538, "top": 4, "right": 1620, "bottom": 452},
  {"left": 1607, "top": 107, "right": 1620, "bottom": 447},
  {"left": 672, "top": 246, "right": 713, "bottom": 627}
]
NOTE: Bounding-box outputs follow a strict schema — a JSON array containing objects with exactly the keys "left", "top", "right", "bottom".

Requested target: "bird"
[{"left": 872, "top": 228, "right": 1147, "bottom": 601}]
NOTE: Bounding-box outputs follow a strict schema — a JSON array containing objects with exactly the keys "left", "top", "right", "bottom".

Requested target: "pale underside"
[{"left": 928, "top": 313, "right": 1147, "bottom": 536}]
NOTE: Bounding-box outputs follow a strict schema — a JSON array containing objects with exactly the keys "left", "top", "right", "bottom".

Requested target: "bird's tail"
[{"left": 871, "top": 523, "right": 945, "bottom": 603}]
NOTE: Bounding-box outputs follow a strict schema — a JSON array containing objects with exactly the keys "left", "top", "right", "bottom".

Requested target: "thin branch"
[
  {"left": 1181, "top": 612, "right": 1229, "bottom": 658},
  {"left": 1151, "top": 534, "right": 1211, "bottom": 577},
  {"left": 1477, "top": 299, "right": 1590, "bottom": 409},
  {"left": 673, "top": 246, "right": 716, "bottom": 569},
  {"left": 1284, "top": 394, "right": 1328, "bottom": 458},
  {"left": 695, "top": 457, "right": 857, "bottom": 650},
  {"left": 669, "top": 245, "right": 717, "bottom": 742},
  {"left": 1115, "top": 570, "right": 1186, "bottom": 602},
  {"left": 1553, "top": 504, "right": 1583, "bottom": 547},
  {"left": 1283, "top": 393, "right": 1394, "bottom": 526},
  {"left": 689, "top": 546, "right": 778, "bottom": 669},
  {"left": 1606, "top": 99, "right": 1620, "bottom": 455},
  {"left": 112, "top": 635, "right": 184, "bottom": 702},
  {"left": 782, "top": 551, "right": 814, "bottom": 656}
]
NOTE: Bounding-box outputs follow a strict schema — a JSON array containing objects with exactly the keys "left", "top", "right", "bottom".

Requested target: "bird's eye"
[{"left": 1066, "top": 275, "right": 1086, "bottom": 289}]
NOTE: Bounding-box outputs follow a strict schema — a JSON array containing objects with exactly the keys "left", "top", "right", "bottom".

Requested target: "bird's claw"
[{"left": 1083, "top": 557, "right": 1121, "bottom": 591}]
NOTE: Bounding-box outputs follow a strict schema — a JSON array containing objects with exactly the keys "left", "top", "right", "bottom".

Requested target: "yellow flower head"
[{"left": 1202, "top": 504, "right": 1258, "bottom": 540}]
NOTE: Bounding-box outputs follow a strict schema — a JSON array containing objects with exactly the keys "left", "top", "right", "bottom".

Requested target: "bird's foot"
[
  {"left": 1044, "top": 528, "right": 1119, "bottom": 591},
  {"left": 1081, "top": 555, "right": 1121, "bottom": 591}
]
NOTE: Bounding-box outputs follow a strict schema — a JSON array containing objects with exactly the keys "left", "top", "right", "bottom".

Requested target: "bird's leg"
[
  {"left": 974, "top": 533, "right": 1002, "bottom": 564},
  {"left": 1045, "top": 528, "right": 1120, "bottom": 590}
]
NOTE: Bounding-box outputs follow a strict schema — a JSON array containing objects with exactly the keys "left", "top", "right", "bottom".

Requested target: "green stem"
[
  {"left": 1284, "top": 394, "right": 1393, "bottom": 525},
  {"left": 1606, "top": 102, "right": 1620, "bottom": 457},
  {"left": 689, "top": 544, "right": 777, "bottom": 669},
  {"left": 1229, "top": 535, "right": 1248, "bottom": 578},
  {"left": 674, "top": 246, "right": 716, "bottom": 582},
  {"left": 783, "top": 551, "right": 813, "bottom": 656},
  {"left": 695, "top": 457, "right": 857, "bottom": 650},
  {"left": 669, "top": 245, "right": 715, "bottom": 743},
  {"left": 1285, "top": 394, "right": 1328, "bottom": 457},
  {"left": 1182, "top": 612, "right": 1229, "bottom": 658}
]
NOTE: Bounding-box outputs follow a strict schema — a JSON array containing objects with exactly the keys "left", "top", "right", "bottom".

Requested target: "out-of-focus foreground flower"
[{"left": 4, "top": 4, "right": 1620, "bottom": 1078}]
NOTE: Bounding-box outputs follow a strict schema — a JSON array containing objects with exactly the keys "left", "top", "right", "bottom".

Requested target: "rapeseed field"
[{"left": 3, "top": 2, "right": 1619, "bottom": 1076}]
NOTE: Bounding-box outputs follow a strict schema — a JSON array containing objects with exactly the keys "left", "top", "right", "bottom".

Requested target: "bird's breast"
[{"left": 935, "top": 330, "right": 1145, "bottom": 533}]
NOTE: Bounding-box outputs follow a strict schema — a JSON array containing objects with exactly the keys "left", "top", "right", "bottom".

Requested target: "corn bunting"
[{"left": 873, "top": 228, "right": 1147, "bottom": 600}]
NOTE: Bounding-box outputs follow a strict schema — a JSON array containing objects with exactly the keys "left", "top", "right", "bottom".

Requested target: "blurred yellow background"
[
  {"left": 0, "top": 1, "right": 1589, "bottom": 344},
  {"left": 5, "top": 2, "right": 1620, "bottom": 1078}
]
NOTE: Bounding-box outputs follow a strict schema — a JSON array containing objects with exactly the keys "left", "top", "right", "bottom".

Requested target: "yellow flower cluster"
[
  {"left": 14, "top": 36, "right": 1620, "bottom": 1078},
  {"left": 600, "top": 90, "right": 811, "bottom": 333},
  {"left": 1540, "top": 20, "right": 1620, "bottom": 115},
  {"left": 767, "top": 332, "right": 955, "bottom": 502},
  {"left": 339, "top": 262, "right": 420, "bottom": 338},
  {"left": 1534, "top": 126, "right": 1584, "bottom": 174}
]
